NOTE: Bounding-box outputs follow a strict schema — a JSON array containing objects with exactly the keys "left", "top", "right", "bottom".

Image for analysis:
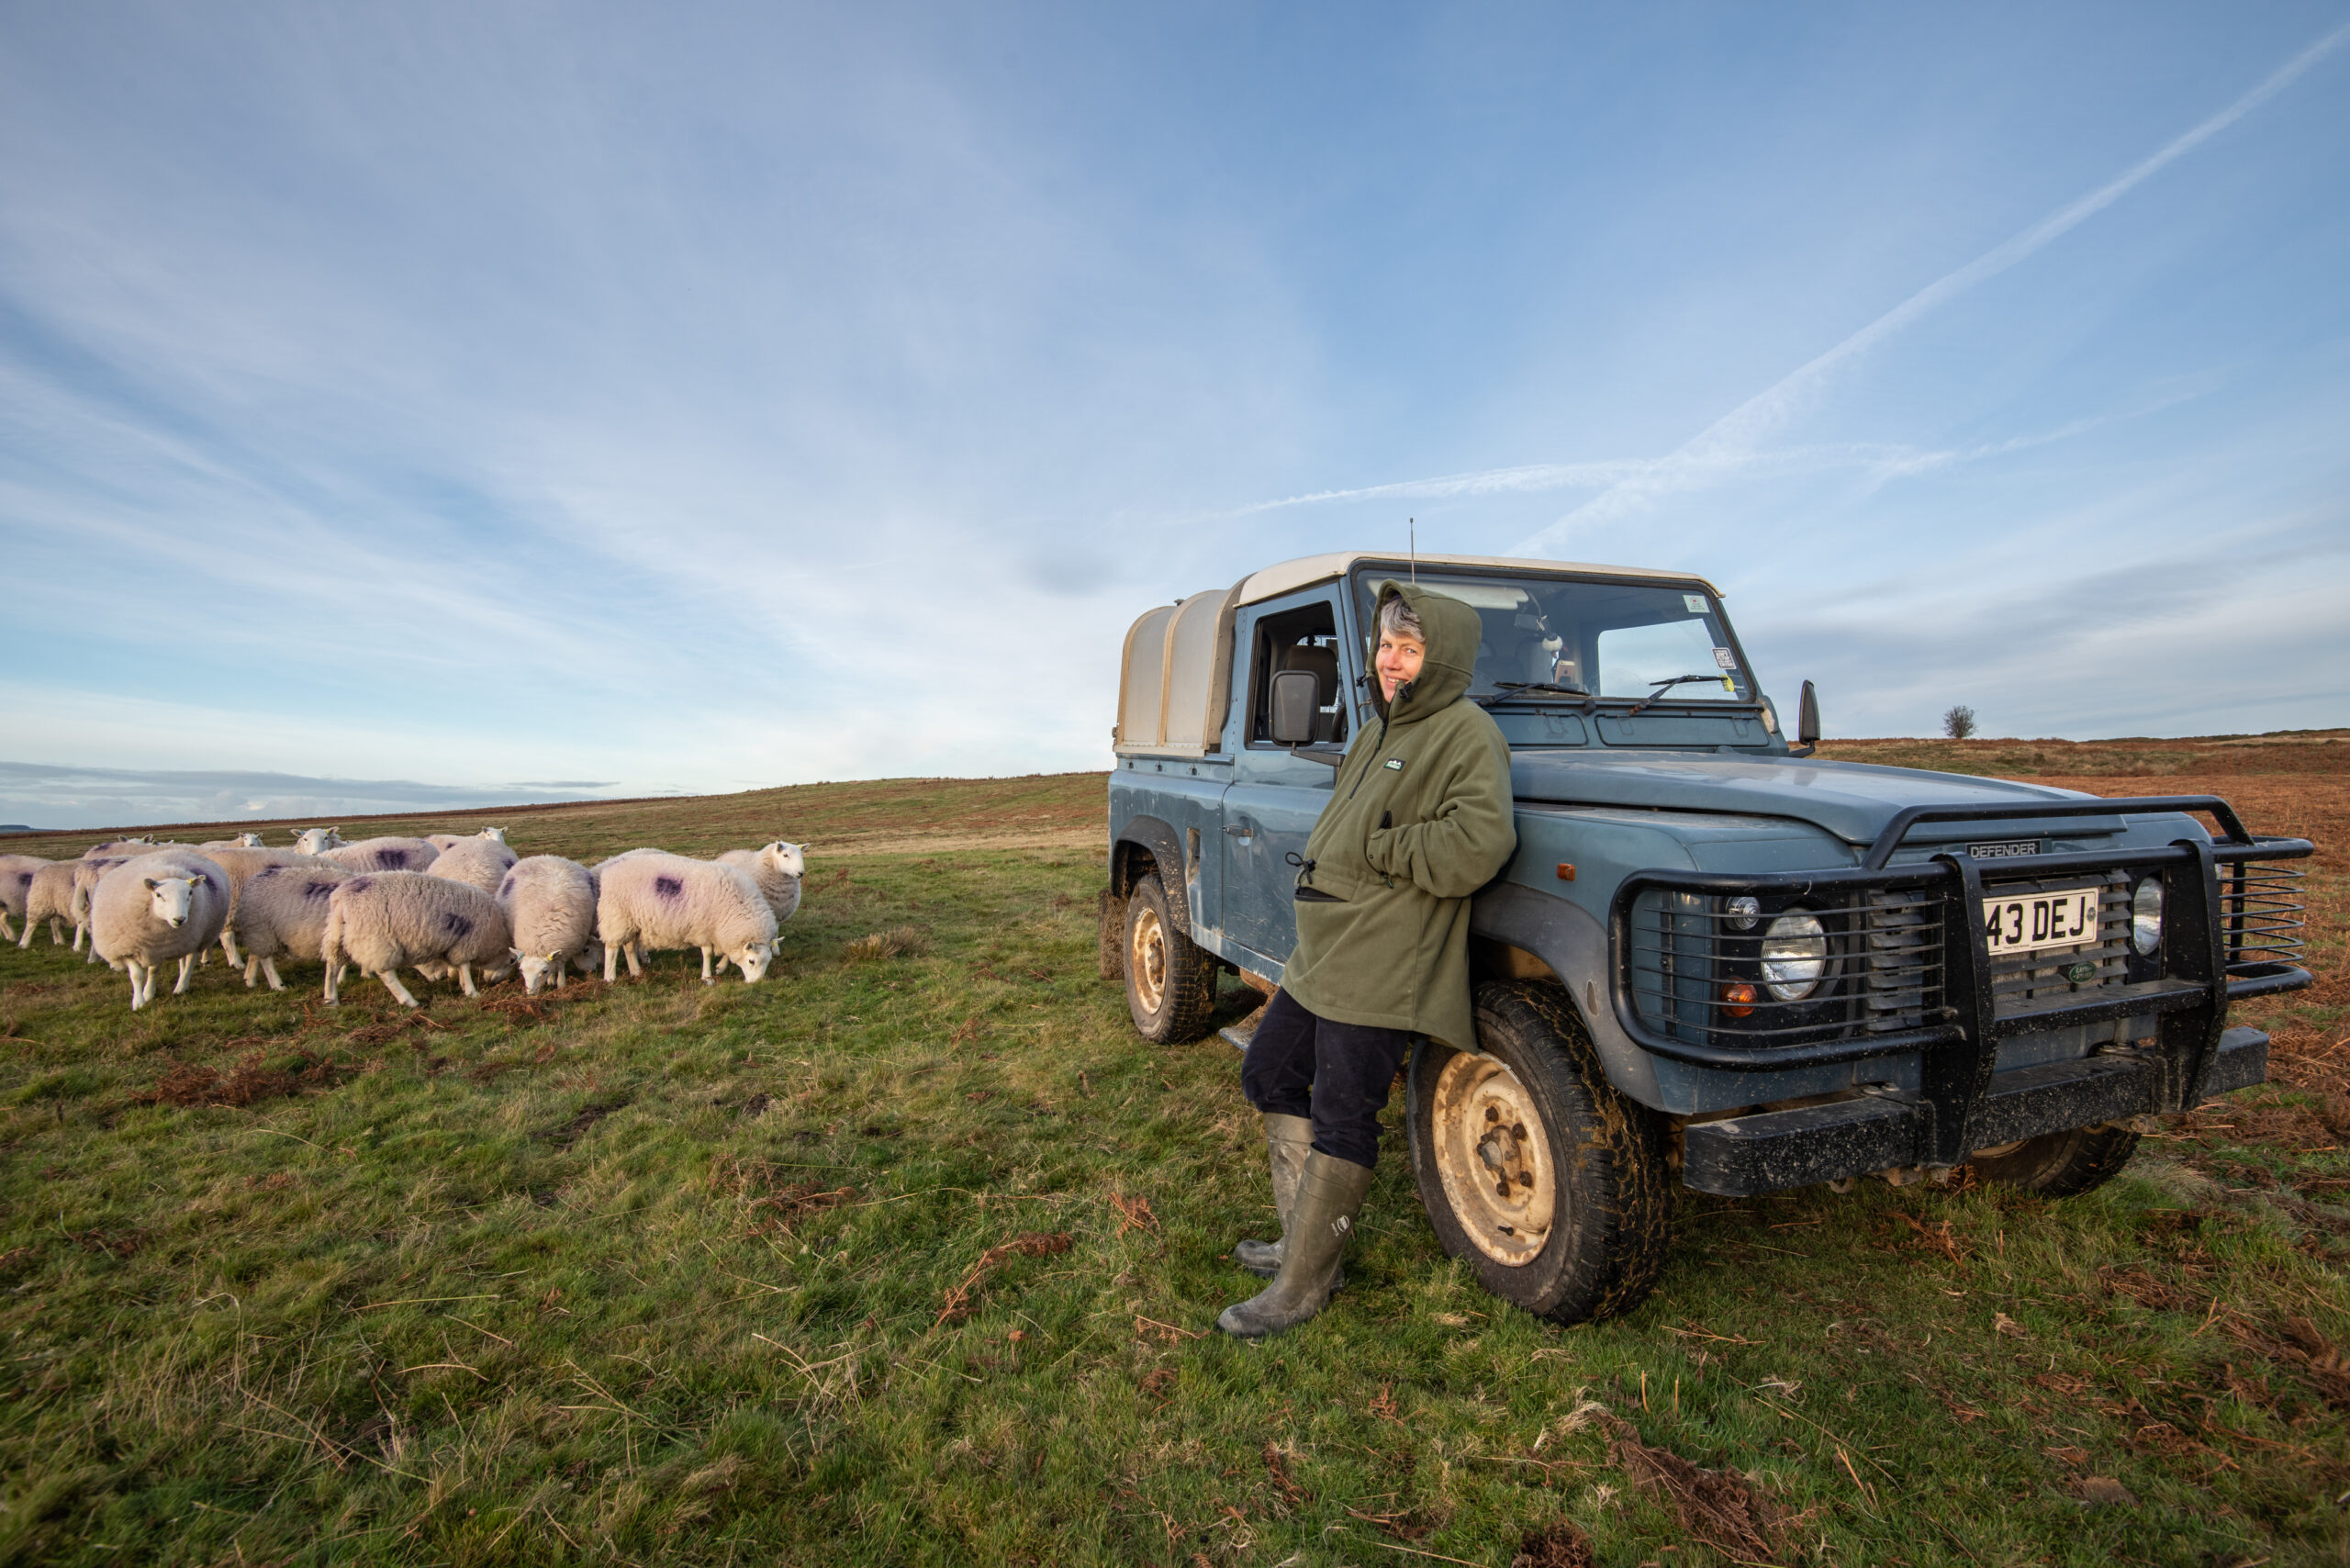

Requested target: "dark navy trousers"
[{"left": 1238, "top": 987, "right": 1415, "bottom": 1170}]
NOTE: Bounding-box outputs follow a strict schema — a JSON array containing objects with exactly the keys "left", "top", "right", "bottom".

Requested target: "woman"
[{"left": 1220, "top": 579, "right": 1516, "bottom": 1338}]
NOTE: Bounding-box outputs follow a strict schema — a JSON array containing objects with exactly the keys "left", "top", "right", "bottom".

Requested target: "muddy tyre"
[
  {"left": 1968, "top": 1124, "right": 2140, "bottom": 1196},
  {"left": 1123, "top": 873, "right": 1216, "bottom": 1044},
  {"left": 1407, "top": 980, "right": 1673, "bottom": 1325}
]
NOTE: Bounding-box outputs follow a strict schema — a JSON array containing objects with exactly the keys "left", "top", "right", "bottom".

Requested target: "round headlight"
[
  {"left": 2131, "top": 878, "right": 2163, "bottom": 956},
  {"left": 1761, "top": 911, "right": 1829, "bottom": 1002},
  {"left": 1725, "top": 895, "right": 1761, "bottom": 931}
]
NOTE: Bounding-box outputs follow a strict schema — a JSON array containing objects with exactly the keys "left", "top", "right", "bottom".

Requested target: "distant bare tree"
[{"left": 1943, "top": 704, "right": 1978, "bottom": 740}]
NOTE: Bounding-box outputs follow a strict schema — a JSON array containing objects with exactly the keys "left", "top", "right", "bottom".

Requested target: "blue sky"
[{"left": 2, "top": 3, "right": 2345, "bottom": 827}]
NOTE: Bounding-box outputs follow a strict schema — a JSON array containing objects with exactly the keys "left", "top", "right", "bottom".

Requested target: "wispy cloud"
[
  {"left": 0, "top": 760, "right": 643, "bottom": 833},
  {"left": 1506, "top": 17, "right": 2350, "bottom": 555}
]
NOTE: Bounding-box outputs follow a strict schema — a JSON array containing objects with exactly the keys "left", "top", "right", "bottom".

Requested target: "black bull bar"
[{"left": 1602, "top": 798, "right": 2314, "bottom": 1196}]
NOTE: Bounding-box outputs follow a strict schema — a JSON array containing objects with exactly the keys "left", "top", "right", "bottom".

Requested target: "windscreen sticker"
[
  {"left": 1683, "top": 594, "right": 1707, "bottom": 614},
  {"left": 1712, "top": 647, "right": 1739, "bottom": 671}
]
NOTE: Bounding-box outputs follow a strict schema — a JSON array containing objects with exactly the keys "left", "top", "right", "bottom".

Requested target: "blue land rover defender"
[{"left": 1100, "top": 553, "right": 2313, "bottom": 1324}]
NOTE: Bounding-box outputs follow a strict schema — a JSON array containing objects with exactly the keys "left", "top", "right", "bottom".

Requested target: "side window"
[{"left": 1247, "top": 599, "right": 1350, "bottom": 746}]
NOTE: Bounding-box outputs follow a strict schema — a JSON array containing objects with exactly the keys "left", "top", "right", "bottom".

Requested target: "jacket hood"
[{"left": 1371, "top": 579, "right": 1479, "bottom": 725}]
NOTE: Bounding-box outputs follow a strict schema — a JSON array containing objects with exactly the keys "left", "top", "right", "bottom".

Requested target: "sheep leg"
[
  {"left": 83, "top": 928, "right": 100, "bottom": 964},
  {"left": 379, "top": 969, "right": 420, "bottom": 1009},
  {"left": 50, "top": 918, "right": 65, "bottom": 946},
  {"left": 174, "top": 953, "right": 197, "bottom": 994},
  {"left": 553, "top": 964, "right": 565, "bottom": 991},
  {"left": 72, "top": 921, "right": 86, "bottom": 952},
  {"left": 603, "top": 940, "right": 621, "bottom": 982},
  {"left": 261, "top": 956, "right": 284, "bottom": 992},
  {"left": 13, "top": 922, "right": 28, "bottom": 950},
  {"left": 700, "top": 946, "right": 715, "bottom": 983},
  {"left": 457, "top": 963, "right": 477, "bottom": 998},
  {"left": 220, "top": 928, "right": 242, "bottom": 968},
  {"left": 0, "top": 913, "right": 14, "bottom": 941},
  {"left": 129, "top": 960, "right": 152, "bottom": 1009}
]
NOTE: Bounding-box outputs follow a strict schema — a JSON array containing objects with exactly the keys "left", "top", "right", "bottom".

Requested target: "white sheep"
[
  {"left": 293, "top": 826, "right": 347, "bottom": 855},
  {"left": 84, "top": 837, "right": 161, "bottom": 857},
  {"left": 716, "top": 842, "right": 806, "bottom": 925},
  {"left": 597, "top": 852, "right": 776, "bottom": 985},
  {"left": 320, "top": 871, "right": 513, "bottom": 1008},
  {"left": 497, "top": 855, "right": 602, "bottom": 994},
  {"left": 231, "top": 861, "right": 355, "bottom": 991},
  {"left": 427, "top": 836, "right": 519, "bottom": 896},
  {"left": 66, "top": 857, "right": 139, "bottom": 959},
  {"left": 0, "top": 855, "right": 52, "bottom": 943},
  {"left": 322, "top": 835, "right": 442, "bottom": 873},
  {"left": 427, "top": 826, "right": 509, "bottom": 853},
  {"left": 89, "top": 850, "right": 230, "bottom": 1009},
  {"left": 205, "top": 846, "right": 339, "bottom": 968},
  {"left": 200, "top": 833, "right": 267, "bottom": 850},
  {"left": 18, "top": 861, "right": 83, "bottom": 948}
]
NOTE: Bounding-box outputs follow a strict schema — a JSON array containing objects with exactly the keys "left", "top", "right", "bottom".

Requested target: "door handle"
[{"left": 1224, "top": 823, "right": 1253, "bottom": 837}]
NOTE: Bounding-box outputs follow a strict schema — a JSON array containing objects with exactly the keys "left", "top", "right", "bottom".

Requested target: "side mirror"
[
  {"left": 1268, "top": 669, "right": 1321, "bottom": 745},
  {"left": 1797, "top": 679, "right": 1821, "bottom": 747}
]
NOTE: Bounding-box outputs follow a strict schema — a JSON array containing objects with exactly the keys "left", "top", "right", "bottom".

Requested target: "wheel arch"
[
  {"left": 1112, "top": 815, "right": 1194, "bottom": 931},
  {"left": 1468, "top": 881, "right": 1661, "bottom": 1108}
]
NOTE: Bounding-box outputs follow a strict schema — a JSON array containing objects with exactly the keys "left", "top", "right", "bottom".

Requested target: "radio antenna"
[{"left": 1409, "top": 518, "right": 1416, "bottom": 583}]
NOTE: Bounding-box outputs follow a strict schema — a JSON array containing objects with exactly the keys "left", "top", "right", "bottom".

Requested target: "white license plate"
[{"left": 1981, "top": 887, "right": 2102, "bottom": 957}]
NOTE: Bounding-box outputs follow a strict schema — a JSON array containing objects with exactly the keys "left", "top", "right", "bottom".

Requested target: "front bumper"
[
  {"left": 1606, "top": 796, "right": 2312, "bottom": 1193},
  {"left": 1682, "top": 1025, "right": 2268, "bottom": 1196}
]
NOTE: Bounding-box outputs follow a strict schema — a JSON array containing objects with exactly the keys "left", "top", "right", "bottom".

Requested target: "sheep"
[
  {"left": 320, "top": 871, "right": 512, "bottom": 1008},
  {"left": 427, "top": 836, "right": 519, "bottom": 896},
  {"left": 231, "top": 861, "right": 355, "bottom": 991},
  {"left": 293, "top": 827, "right": 347, "bottom": 855},
  {"left": 427, "top": 826, "right": 509, "bottom": 853},
  {"left": 66, "top": 857, "right": 139, "bottom": 959},
  {"left": 321, "top": 835, "right": 442, "bottom": 873},
  {"left": 597, "top": 852, "right": 776, "bottom": 985},
  {"left": 84, "top": 837, "right": 161, "bottom": 857},
  {"left": 206, "top": 846, "right": 341, "bottom": 967},
  {"left": 0, "top": 855, "right": 50, "bottom": 942},
  {"left": 716, "top": 841, "right": 805, "bottom": 925},
  {"left": 89, "top": 850, "right": 230, "bottom": 1009},
  {"left": 497, "top": 856, "right": 602, "bottom": 994},
  {"left": 18, "top": 861, "right": 83, "bottom": 948},
  {"left": 200, "top": 833, "right": 267, "bottom": 850}
]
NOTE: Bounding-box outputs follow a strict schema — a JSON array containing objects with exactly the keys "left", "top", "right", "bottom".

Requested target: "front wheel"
[
  {"left": 1968, "top": 1125, "right": 2140, "bottom": 1196},
  {"left": 1122, "top": 873, "right": 1217, "bottom": 1044},
  {"left": 1408, "top": 980, "right": 1673, "bottom": 1325}
]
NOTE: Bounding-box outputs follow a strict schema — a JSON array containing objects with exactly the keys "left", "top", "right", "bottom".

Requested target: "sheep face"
[
  {"left": 764, "top": 842, "right": 807, "bottom": 879},
  {"left": 295, "top": 827, "right": 344, "bottom": 855},
  {"left": 144, "top": 875, "right": 202, "bottom": 929},
  {"left": 237, "top": 833, "right": 263, "bottom": 848},
  {"left": 733, "top": 938, "right": 777, "bottom": 982},
  {"left": 517, "top": 950, "right": 560, "bottom": 994},
  {"left": 479, "top": 826, "right": 509, "bottom": 845}
]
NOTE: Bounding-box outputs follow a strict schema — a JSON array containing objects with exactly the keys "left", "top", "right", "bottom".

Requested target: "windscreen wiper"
[
  {"left": 1624, "top": 674, "right": 1729, "bottom": 717},
  {"left": 1473, "top": 680, "right": 1594, "bottom": 708}
]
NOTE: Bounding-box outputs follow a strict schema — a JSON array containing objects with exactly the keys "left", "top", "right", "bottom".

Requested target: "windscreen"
[{"left": 1352, "top": 572, "right": 1751, "bottom": 704}]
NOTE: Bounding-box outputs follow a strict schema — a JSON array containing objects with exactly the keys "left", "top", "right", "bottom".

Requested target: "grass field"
[{"left": 0, "top": 742, "right": 2343, "bottom": 1566}]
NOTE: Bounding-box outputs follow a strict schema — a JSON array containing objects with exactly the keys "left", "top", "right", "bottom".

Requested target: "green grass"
[{"left": 0, "top": 786, "right": 2344, "bottom": 1566}]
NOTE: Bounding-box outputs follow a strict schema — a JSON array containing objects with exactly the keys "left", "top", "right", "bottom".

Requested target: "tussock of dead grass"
[{"left": 840, "top": 925, "right": 926, "bottom": 964}]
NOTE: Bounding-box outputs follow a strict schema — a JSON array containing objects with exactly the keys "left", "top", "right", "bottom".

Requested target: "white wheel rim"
[
  {"left": 1129, "top": 903, "right": 1167, "bottom": 1014},
  {"left": 1431, "top": 1053, "right": 1556, "bottom": 1266}
]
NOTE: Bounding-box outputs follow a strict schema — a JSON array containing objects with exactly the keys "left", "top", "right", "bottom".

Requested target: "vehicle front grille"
[
  {"left": 1625, "top": 886, "right": 1944, "bottom": 1048},
  {"left": 1983, "top": 872, "right": 2127, "bottom": 1014}
]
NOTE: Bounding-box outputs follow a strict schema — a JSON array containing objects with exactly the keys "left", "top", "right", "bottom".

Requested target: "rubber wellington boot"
[
  {"left": 1234, "top": 1114, "right": 1313, "bottom": 1277},
  {"left": 1217, "top": 1152, "right": 1375, "bottom": 1339}
]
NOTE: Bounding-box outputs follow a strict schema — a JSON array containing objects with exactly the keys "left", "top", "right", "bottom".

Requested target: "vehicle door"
[{"left": 1220, "top": 585, "right": 1357, "bottom": 968}]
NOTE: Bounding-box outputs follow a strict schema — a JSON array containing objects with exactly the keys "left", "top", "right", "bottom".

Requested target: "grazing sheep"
[
  {"left": 84, "top": 837, "right": 161, "bottom": 857},
  {"left": 320, "top": 871, "right": 512, "bottom": 1008},
  {"left": 597, "top": 852, "right": 776, "bottom": 985},
  {"left": 18, "top": 861, "right": 83, "bottom": 947},
  {"left": 200, "top": 833, "right": 266, "bottom": 850},
  {"left": 89, "top": 850, "right": 230, "bottom": 1009},
  {"left": 427, "top": 836, "right": 519, "bottom": 896},
  {"left": 716, "top": 842, "right": 806, "bottom": 925},
  {"left": 427, "top": 826, "right": 509, "bottom": 853},
  {"left": 0, "top": 855, "right": 50, "bottom": 942},
  {"left": 322, "top": 835, "right": 442, "bottom": 873},
  {"left": 293, "top": 827, "right": 347, "bottom": 855},
  {"left": 232, "top": 861, "right": 356, "bottom": 991},
  {"left": 497, "top": 856, "right": 602, "bottom": 994}
]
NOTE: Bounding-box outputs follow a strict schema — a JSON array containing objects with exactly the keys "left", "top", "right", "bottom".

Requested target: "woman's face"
[{"left": 1375, "top": 628, "right": 1427, "bottom": 701}]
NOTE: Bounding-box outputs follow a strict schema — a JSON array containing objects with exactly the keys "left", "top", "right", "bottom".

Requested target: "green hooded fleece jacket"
[{"left": 1281, "top": 580, "right": 1516, "bottom": 1052}]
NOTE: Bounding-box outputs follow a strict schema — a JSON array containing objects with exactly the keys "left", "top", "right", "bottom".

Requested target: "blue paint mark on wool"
[
  {"left": 441, "top": 912, "right": 473, "bottom": 938},
  {"left": 654, "top": 876, "right": 684, "bottom": 900}
]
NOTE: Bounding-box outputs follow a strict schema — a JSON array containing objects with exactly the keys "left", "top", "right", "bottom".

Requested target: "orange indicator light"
[
  {"left": 1556, "top": 863, "right": 1575, "bottom": 881},
  {"left": 1721, "top": 981, "right": 1758, "bottom": 1018}
]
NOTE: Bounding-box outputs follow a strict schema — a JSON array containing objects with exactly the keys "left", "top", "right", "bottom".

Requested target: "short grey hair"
[{"left": 1377, "top": 595, "right": 1425, "bottom": 643}]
